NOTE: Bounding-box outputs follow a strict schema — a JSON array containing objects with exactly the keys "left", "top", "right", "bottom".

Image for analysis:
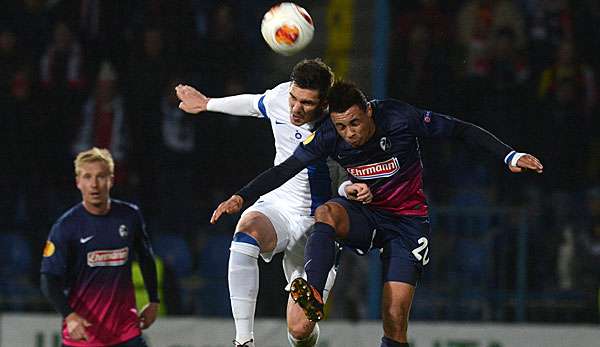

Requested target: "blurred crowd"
[{"left": 0, "top": 0, "right": 598, "bottom": 323}]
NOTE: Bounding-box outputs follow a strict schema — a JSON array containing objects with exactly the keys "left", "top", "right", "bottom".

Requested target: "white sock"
[
  {"left": 287, "top": 323, "right": 319, "bottom": 347},
  {"left": 229, "top": 240, "right": 261, "bottom": 343}
]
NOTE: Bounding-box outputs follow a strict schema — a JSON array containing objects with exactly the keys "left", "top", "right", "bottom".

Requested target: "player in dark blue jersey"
[
  {"left": 210, "top": 81, "right": 543, "bottom": 347},
  {"left": 40, "top": 148, "right": 159, "bottom": 347}
]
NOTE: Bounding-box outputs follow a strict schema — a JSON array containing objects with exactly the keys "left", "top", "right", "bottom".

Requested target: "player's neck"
[{"left": 83, "top": 199, "right": 111, "bottom": 215}]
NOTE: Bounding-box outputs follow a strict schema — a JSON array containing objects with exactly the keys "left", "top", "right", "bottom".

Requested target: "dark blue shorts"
[{"left": 329, "top": 197, "right": 431, "bottom": 285}]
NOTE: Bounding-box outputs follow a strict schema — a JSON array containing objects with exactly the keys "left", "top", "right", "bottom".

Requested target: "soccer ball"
[{"left": 261, "top": 2, "right": 314, "bottom": 56}]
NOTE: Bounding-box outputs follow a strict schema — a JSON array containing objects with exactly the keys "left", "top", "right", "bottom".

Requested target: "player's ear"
[{"left": 75, "top": 175, "right": 83, "bottom": 191}]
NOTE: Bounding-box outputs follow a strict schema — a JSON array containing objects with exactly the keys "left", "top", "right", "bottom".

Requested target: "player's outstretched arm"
[
  {"left": 176, "top": 84, "right": 264, "bottom": 117},
  {"left": 211, "top": 155, "right": 308, "bottom": 224},
  {"left": 175, "top": 84, "right": 209, "bottom": 114},
  {"left": 508, "top": 153, "right": 543, "bottom": 173}
]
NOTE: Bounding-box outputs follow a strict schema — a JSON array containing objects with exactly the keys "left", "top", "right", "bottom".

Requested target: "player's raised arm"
[{"left": 176, "top": 84, "right": 266, "bottom": 117}]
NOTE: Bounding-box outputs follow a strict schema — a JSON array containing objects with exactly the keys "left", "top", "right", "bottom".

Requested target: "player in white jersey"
[{"left": 176, "top": 59, "right": 339, "bottom": 347}]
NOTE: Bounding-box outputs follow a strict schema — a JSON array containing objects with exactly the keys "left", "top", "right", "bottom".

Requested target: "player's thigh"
[
  {"left": 381, "top": 215, "right": 431, "bottom": 285},
  {"left": 286, "top": 295, "right": 316, "bottom": 336},
  {"left": 381, "top": 281, "right": 415, "bottom": 338}
]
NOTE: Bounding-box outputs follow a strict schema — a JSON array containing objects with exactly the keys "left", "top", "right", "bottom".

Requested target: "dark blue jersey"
[
  {"left": 41, "top": 199, "right": 154, "bottom": 346},
  {"left": 236, "top": 99, "right": 513, "bottom": 216}
]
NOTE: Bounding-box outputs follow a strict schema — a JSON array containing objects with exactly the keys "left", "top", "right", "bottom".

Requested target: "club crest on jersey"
[
  {"left": 119, "top": 225, "right": 128, "bottom": 238},
  {"left": 424, "top": 111, "right": 432, "bottom": 123},
  {"left": 87, "top": 247, "right": 129, "bottom": 267},
  {"left": 347, "top": 157, "right": 400, "bottom": 180},
  {"left": 379, "top": 137, "right": 391, "bottom": 151}
]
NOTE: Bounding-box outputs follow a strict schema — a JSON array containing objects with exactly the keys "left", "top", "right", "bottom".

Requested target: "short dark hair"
[
  {"left": 290, "top": 58, "right": 334, "bottom": 99},
  {"left": 327, "top": 80, "right": 368, "bottom": 114}
]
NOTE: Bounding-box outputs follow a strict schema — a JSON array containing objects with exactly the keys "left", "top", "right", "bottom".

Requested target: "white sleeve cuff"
[
  {"left": 337, "top": 180, "right": 352, "bottom": 198},
  {"left": 504, "top": 150, "right": 526, "bottom": 167}
]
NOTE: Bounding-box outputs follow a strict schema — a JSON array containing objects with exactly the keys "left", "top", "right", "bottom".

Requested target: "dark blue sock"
[
  {"left": 381, "top": 336, "right": 408, "bottom": 347},
  {"left": 304, "top": 222, "right": 336, "bottom": 295}
]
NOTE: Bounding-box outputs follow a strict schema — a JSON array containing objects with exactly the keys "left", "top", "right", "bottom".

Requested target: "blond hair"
[{"left": 74, "top": 147, "right": 115, "bottom": 176}]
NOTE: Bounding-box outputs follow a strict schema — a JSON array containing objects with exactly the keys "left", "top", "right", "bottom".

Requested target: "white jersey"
[{"left": 208, "top": 82, "right": 331, "bottom": 215}]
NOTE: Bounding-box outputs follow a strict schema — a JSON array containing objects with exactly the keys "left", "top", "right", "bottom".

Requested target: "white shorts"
[{"left": 241, "top": 198, "right": 337, "bottom": 301}]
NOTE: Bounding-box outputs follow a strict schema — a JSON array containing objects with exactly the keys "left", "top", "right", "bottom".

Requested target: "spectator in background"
[
  {"left": 72, "top": 61, "right": 131, "bottom": 193},
  {"left": 526, "top": 0, "right": 573, "bottom": 77},
  {"left": 538, "top": 39, "right": 596, "bottom": 117},
  {"left": 39, "top": 21, "right": 85, "bottom": 93},
  {"left": 456, "top": 0, "right": 526, "bottom": 78}
]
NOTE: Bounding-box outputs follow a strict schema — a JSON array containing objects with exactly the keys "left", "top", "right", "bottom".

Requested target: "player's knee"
[
  {"left": 314, "top": 204, "right": 334, "bottom": 223},
  {"left": 314, "top": 202, "right": 344, "bottom": 226},
  {"left": 235, "top": 214, "right": 276, "bottom": 252},
  {"left": 287, "top": 321, "right": 314, "bottom": 340},
  {"left": 314, "top": 203, "right": 348, "bottom": 238}
]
